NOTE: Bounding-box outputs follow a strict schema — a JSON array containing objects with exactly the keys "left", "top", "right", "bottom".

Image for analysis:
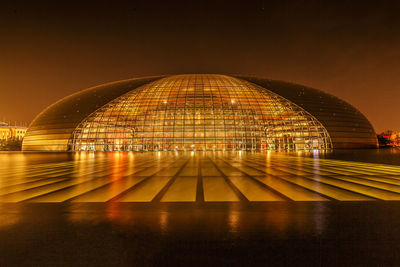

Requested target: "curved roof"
[
  {"left": 237, "top": 76, "right": 377, "bottom": 148},
  {"left": 22, "top": 74, "right": 377, "bottom": 151},
  {"left": 22, "top": 76, "right": 164, "bottom": 151}
]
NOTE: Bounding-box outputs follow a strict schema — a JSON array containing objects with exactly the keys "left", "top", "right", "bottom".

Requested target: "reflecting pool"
[
  {"left": 1, "top": 150, "right": 400, "bottom": 202},
  {"left": 1, "top": 150, "right": 400, "bottom": 266}
]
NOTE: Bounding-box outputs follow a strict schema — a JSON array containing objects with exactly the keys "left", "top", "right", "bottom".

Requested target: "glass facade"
[
  {"left": 239, "top": 77, "right": 378, "bottom": 148},
  {"left": 69, "top": 75, "right": 332, "bottom": 151},
  {"left": 21, "top": 76, "right": 163, "bottom": 151}
]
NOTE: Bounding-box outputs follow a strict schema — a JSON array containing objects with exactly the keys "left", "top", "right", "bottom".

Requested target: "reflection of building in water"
[
  {"left": 0, "top": 122, "right": 27, "bottom": 141},
  {"left": 22, "top": 74, "right": 378, "bottom": 151}
]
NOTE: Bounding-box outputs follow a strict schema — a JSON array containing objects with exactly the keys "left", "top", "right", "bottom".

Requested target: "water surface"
[{"left": 1, "top": 150, "right": 400, "bottom": 266}]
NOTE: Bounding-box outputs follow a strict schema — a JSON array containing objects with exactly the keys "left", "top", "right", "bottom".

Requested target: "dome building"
[{"left": 22, "top": 74, "right": 377, "bottom": 151}]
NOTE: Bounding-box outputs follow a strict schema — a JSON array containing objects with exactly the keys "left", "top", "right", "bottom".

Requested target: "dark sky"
[{"left": 0, "top": 0, "right": 399, "bottom": 132}]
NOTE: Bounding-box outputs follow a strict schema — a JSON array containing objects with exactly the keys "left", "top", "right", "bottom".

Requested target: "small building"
[{"left": 0, "top": 122, "right": 28, "bottom": 141}]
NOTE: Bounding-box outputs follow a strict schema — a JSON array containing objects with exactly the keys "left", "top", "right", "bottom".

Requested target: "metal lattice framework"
[{"left": 69, "top": 74, "right": 332, "bottom": 151}]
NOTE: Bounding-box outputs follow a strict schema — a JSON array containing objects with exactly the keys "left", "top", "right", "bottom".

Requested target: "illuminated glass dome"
[
  {"left": 22, "top": 74, "right": 377, "bottom": 151},
  {"left": 70, "top": 75, "right": 331, "bottom": 151}
]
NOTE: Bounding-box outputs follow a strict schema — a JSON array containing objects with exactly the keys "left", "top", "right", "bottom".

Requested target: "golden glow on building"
[
  {"left": 22, "top": 74, "right": 378, "bottom": 151},
  {"left": 69, "top": 75, "right": 332, "bottom": 151},
  {"left": 0, "top": 123, "right": 27, "bottom": 141}
]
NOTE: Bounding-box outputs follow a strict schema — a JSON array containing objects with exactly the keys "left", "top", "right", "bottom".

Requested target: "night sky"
[{"left": 0, "top": 0, "right": 399, "bottom": 132}]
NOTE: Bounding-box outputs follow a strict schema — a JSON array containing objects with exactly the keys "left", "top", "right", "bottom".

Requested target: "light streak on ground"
[{"left": 1, "top": 152, "right": 400, "bottom": 202}]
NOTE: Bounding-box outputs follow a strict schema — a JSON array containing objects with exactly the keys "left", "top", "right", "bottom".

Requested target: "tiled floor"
[{"left": 1, "top": 151, "right": 400, "bottom": 202}]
